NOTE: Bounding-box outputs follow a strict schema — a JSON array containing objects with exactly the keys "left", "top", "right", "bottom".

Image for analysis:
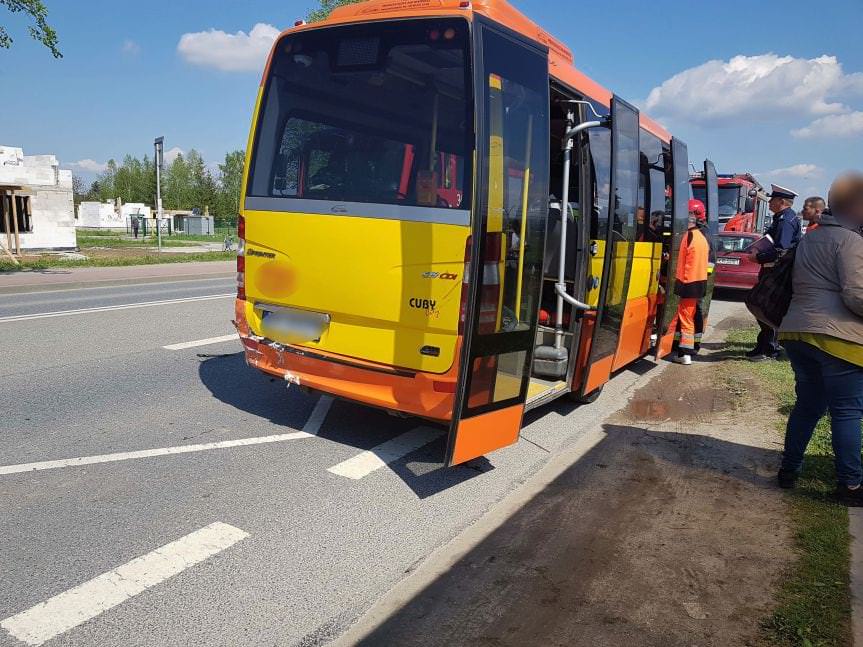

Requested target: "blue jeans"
[{"left": 781, "top": 340, "right": 863, "bottom": 486}]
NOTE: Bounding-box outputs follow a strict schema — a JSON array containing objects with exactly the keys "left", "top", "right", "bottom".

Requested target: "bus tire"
[{"left": 570, "top": 386, "right": 603, "bottom": 404}]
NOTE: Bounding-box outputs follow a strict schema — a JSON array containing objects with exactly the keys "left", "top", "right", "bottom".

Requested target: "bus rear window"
[{"left": 247, "top": 19, "right": 473, "bottom": 212}]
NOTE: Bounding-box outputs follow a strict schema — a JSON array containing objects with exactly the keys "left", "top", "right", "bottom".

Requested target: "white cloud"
[
  {"left": 121, "top": 39, "right": 141, "bottom": 56},
  {"left": 646, "top": 54, "right": 859, "bottom": 124},
  {"left": 765, "top": 164, "right": 823, "bottom": 178},
  {"left": 177, "top": 23, "right": 280, "bottom": 72},
  {"left": 69, "top": 159, "right": 108, "bottom": 173},
  {"left": 164, "top": 146, "right": 184, "bottom": 163},
  {"left": 791, "top": 111, "right": 863, "bottom": 139}
]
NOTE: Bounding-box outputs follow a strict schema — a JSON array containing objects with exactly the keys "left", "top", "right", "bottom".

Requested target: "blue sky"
[{"left": 1, "top": 0, "right": 861, "bottom": 200}]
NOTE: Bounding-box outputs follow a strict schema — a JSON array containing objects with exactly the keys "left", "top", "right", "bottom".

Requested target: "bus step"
[{"left": 532, "top": 345, "right": 568, "bottom": 378}]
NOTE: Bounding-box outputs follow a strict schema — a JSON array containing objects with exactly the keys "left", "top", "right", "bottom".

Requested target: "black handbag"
[{"left": 745, "top": 247, "right": 796, "bottom": 329}]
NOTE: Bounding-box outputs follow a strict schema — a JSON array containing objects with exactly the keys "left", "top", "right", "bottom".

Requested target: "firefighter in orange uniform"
[{"left": 672, "top": 199, "right": 710, "bottom": 365}]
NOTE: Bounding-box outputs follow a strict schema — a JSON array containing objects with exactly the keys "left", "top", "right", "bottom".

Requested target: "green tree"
[
  {"left": 94, "top": 159, "right": 118, "bottom": 203},
  {"left": 163, "top": 153, "right": 191, "bottom": 210},
  {"left": 307, "top": 0, "right": 364, "bottom": 23},
  {"left": 0, "top": 0, "right": 60, "bottom": 57},
  {"left": 186, "top": 149, "right": 218, "bottom": 213},
  {"left": 215, "top": 150, "right": 244, "bottom": 225},
  {"left": 72, "top": 174, "right": 86, "bottom": 206}
]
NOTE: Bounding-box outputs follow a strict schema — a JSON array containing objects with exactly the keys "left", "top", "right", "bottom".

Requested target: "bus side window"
[
  {"left": 638, "top": 131, "right": 665, "bottom": 242},
  {"left": 586, "top": 111, "right": 611, "bottom": 241}
]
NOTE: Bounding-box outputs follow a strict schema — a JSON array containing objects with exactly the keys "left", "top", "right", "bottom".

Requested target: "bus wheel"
[{"left": 570, "top": 386, "right": 603, "bottom": 404}]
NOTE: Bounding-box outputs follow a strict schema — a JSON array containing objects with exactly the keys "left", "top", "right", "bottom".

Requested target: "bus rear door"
[
  {"left": 655, "top": 137, "right": 690, "bottom": 359},
  {"left": 445, "top": 22, "right": 550, "bottom": 467}
]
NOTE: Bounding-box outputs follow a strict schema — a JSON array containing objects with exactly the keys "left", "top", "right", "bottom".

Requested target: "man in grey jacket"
[{"left": 777, "top": 172, "right": 863, "bottom": 505}]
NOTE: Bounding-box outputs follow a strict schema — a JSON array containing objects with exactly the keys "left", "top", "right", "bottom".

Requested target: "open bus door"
[
  {"left": 445, "top": 23, "right": 550, "bottom": 466},
  {"left": 575, "top": 96, "right": 640, "bottom": 399},
  {"left": 655, "top": 137, "right": 690, "bottom": 359},
  {"left": 700, "top": 159, "right": 720, "bottom": 325}
]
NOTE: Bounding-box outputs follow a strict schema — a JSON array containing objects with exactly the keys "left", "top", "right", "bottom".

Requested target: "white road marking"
[
  {"left": 0, "top": 432, "right": 312, "bottom": 476},
  {"left": 0, "top": 293, "right": 234, "bottom": 324},
  {"left": 327, "top": 426, "right": 443, "bottom": 480},
  {"left": 0, "top": 522, "right": 248, "bottom": 646},
  {"left": 163, "top": 333, "right": 238, "bottom": 350},
  {"left": 303, "top": 396, "right": 333, "bottom": 436}
]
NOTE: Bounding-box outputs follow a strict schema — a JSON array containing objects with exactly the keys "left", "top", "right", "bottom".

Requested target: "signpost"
[{"left": 154, "top": 137, "right": 164, "bottom": 253}]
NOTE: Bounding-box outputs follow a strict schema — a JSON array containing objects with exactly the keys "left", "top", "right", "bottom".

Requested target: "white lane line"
[
  {"left": 0, "top": 522, "right": 248, "bottom": 646},
  {"left": 327, "top": 426, "right": 443, "bottom": 480},
  {"left": 0, "top": 432, "right": 312, "bottom": 476},
  {"left": 303, "top": 396, "right": 333, "bottom": 436},
  {"left": 0, "top": 293, "right": 234, "bottom": 324},
  {"left": 163, "top": 333, "right": 238, "bottom": 351}
]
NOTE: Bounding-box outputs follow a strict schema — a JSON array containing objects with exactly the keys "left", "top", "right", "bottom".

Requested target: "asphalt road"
[{"left": 0, "top": 276, "right": 744, "bottom": 646}]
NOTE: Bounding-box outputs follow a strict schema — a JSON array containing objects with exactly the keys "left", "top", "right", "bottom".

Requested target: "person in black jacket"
[{"left": 746, "top": 184, "right": 802, "bottom": 361}]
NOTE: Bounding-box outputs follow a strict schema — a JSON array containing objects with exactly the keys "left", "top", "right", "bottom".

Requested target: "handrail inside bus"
[{"left": 554, "top": 106, "right": 609, "bottom": 348}]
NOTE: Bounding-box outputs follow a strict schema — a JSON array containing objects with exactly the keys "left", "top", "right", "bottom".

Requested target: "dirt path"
[{"left": 352, "top": 322, "right": 793, "bottom": 646}]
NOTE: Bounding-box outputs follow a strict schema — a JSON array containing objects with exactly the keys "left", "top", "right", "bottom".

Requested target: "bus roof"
[{"left": 275, "top": 0, "right": 671, "bottom": 142}]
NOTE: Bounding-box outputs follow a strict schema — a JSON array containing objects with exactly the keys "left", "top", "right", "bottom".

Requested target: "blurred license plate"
[
  {"left": 258, "top": 304, "right": 330, "bottom": 343},
  {"left": 717, "top": 257, "right": 740, "bottom": 266}
]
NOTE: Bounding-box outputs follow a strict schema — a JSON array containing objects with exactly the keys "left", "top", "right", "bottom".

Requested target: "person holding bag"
[
  {"left": 776, "top": 172, "right": 863, "bottom": 506},
  {"left": 746, "top": 184, "right": 802, "bottom": 361}
]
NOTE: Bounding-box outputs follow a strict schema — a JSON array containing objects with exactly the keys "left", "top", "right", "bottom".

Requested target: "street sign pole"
[{"left": 154, "top": 137, "right": 164, "bottom": 253}]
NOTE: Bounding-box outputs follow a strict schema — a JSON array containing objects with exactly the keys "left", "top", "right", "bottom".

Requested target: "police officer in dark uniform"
[{"left": 747, "top": 184, "right": 802, "bottom": 360}]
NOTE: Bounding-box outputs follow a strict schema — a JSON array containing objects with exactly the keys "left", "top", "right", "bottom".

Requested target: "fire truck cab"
[{"left": 691, "top": 173, "right": 769, "bottom": 234}]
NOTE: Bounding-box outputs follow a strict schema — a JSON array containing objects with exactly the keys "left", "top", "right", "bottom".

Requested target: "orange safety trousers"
[{"left": 670, "top": 298, "right": 698, "bottom": 355}]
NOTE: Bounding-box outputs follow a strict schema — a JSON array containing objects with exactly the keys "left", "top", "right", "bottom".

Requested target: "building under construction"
[{"left": 0, "top": 145, "right": 76, "bottom": 256}]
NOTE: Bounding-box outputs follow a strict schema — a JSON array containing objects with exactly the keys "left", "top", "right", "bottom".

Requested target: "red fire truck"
[{"left": 691, "top": 172, "right": 769, "bottom": 233}]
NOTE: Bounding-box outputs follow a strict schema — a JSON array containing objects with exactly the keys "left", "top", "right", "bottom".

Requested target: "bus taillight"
[
  {"left": 459, "top": 233, "right": 502, "bottom": 334},
  {"left": 237, "top": 215, "right": 246, "bottom": 301}
]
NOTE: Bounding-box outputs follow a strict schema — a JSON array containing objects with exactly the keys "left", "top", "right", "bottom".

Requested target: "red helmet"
[{"left": 688, "top": 199, "right": 706, "bottom": 221}]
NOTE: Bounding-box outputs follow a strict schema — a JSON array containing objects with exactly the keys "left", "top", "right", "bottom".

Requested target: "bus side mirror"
[{"left": 744, "top": 197, "right": 754, "bottom": 212}]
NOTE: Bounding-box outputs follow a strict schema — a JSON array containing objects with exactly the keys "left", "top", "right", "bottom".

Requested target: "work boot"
[
  {"left": 835, "top": 484, "right": 863, "bottom": 507},
  {"left": 777, "top": 469, "right": 798, "bottom": 489},
  {"left": 673, "top": 354, "right": 692, "bottom": 365}
]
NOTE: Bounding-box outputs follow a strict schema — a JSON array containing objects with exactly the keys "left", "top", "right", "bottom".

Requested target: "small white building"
[
  {"left": 77, "top": 200, "right": 152, "bottom": 228},
  {"left": 0, "top": 145, "right": 76, "bottom": 252},
  {"left": 77, "top": 201, "right": 120, "bottom": 228}
]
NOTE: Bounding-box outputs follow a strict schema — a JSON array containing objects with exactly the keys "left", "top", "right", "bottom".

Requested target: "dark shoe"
[
  {"left": 748, "top": 354, "right": 769, "bottom": 362},
  {"left": 745, "top": 347, "right": 763, "bottom": 358},
  {"left": 777, "top": 469, "right": 798, "bottom": 489},
  {"left": 834, "top": 485, "right": 863, "bottom": 507}
]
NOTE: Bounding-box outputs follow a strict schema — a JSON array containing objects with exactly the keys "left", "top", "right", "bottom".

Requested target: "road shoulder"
[{"left": 334, "top": 316, "right": 794, "bottom": 646}]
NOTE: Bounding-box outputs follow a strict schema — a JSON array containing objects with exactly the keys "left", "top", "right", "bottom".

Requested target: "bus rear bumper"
[{"left": 234, "top": 302, "right": 456, "bottom": 422}]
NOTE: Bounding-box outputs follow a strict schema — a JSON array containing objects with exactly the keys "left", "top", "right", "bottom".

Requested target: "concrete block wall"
[
  {"left": 77, "top": 201, "right": 124, "bottom": 228},
  {"left": 1, "top": 145, "right": 76, "bottom": 251}
]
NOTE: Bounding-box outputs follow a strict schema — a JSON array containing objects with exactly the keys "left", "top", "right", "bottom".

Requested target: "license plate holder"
[{"left": 258, "top": 304, "right": 330, "bottom": 344}]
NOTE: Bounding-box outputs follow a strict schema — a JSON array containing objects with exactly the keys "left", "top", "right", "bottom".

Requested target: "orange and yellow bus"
[{"left": 233, "top": 0, "right": 720, "bottom": 466}]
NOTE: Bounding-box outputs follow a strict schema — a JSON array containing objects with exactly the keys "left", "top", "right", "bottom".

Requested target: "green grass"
[
  {"left": 722, "top": 328, "right": 852, "bottom": 647},
  {"left": 0, "top": 251, "right": 236, "bottom": 272},
  {"left": 76, "top": 229, "right": 227, "bottom": 247},
  {"left": 76, "top": 235, "right": 202, "bottom": 248}
]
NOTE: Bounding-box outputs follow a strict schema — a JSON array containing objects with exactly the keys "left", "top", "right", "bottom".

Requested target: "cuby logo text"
[{"left": 409, "top": 298, "right": 437, "bottom": 310}]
